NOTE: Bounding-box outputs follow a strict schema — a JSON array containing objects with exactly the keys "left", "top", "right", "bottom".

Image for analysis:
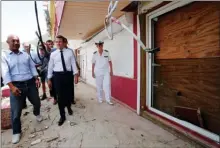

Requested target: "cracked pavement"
[{"left": 1, "top": 83, "right": 200, "bottom": 148}]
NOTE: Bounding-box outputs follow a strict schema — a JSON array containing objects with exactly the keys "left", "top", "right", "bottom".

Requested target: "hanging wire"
[{"left": 33, "top": 1, "right": 50, "bottom": 66}]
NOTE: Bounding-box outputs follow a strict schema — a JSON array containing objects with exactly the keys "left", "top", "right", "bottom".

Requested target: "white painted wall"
[
  {"left": 68, "top": 40, "right": 83, "bottom": 50},
  {"left": 79, "top": 14, "right": 135, "bottom": 86}
]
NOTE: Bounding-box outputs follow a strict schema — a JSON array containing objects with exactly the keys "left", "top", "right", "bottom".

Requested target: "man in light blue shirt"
[
  {"left": 41, "top": 40, "right": 57, "bottom": 104},
  {"left": 1, "top": 35, "right": 43, "bottom": 144},
  {"left": 22, "top": 43, "right": 42, "bottom": 108},
  {"left": 37, "top": 40, "right": 57, "bottom": 102},
  {"left": 22, "top": 43, "right": 41, "bottom": 66}
]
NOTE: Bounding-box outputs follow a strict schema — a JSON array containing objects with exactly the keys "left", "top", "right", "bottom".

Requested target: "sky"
[{"left": 1, "top": 1, "right": 47, "bottom": 43}]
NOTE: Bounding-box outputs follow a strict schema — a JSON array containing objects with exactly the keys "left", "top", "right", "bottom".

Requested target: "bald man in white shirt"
[{"left": 47, "top": 35, "right": 79, "bottom": 126}]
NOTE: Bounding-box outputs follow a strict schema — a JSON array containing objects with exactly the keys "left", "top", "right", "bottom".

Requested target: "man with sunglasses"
[{"left": 92, "top": 41, "right": 114, "bottom": 105}]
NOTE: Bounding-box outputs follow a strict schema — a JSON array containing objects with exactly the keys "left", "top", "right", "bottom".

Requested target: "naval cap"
[{"left": 95, "top": 40, "right": 104, "bottom": 45}]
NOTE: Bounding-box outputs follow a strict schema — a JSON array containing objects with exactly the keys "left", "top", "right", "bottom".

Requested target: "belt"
[
  {"left": 53, "top": 71, "right": 72, "bottom": 75},
  {"left": 12, "top": 78, "right": 34, "bottom": 85}
]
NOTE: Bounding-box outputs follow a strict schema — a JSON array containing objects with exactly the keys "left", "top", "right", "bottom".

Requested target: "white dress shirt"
[
  {"left": 47, "top": 48, "right": 78, "bottom": 79},
  {"left": 92, "top": 50, "right": 111, "bottom": 76}
]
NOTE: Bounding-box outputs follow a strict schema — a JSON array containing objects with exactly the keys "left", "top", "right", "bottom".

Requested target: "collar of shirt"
[
  {"left": 9, "top": 50, "right": 23, "bottom": 55},
  {"left": 56, "top": 48, "right": 68, "bottom": 53},
  {"left": 51, "top": 48, "right": 57, "bottom": 52}
]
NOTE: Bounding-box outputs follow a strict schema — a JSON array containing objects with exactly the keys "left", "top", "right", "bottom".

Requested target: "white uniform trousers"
[{"left": 95, "top": 72, "right": 111, "bottom": 102}]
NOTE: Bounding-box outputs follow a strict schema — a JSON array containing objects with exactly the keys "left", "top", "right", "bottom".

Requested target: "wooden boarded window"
[{"left": 152, "top": 2, "right": 220, "bottom": 135}]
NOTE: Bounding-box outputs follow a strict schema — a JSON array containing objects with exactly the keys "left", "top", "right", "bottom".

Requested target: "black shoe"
[
  {"left": 67, "top": 107, "right": 73, "bottom": 115},
  {"left": 41, "top": 93, "right": 47, "bottom": 100},
  {"left": 58, "top": 117, "right": 66, "bottom": 126}
]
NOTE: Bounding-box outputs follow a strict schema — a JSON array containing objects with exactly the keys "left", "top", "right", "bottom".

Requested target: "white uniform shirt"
[
  {"left": 47, "top": 48, "right": 78, "bottom": 79},
  {"left": 92, "top": 50, "right": 111, "bottom": 76}
]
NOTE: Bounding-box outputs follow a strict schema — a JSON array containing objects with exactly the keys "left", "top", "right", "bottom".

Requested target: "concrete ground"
[{"left": 1, "top": 83, "right": 200, "bottom": 148}]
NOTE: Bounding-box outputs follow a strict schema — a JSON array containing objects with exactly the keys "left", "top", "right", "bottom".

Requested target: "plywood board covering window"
[{"left": 152, "top": 2, "right": 220, "bottom": 135}]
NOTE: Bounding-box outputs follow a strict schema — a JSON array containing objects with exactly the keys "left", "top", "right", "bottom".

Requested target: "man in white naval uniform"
[{"left": 92, "top": 41, "right": 113, "bottom": 105}]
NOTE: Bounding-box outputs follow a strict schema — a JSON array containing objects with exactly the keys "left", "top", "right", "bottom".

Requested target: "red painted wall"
[{"left": 111, "top": 14, "right": 138, "bottom": 110}]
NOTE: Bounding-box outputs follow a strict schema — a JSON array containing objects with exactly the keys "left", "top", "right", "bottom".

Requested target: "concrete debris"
[
  {"left": 29, "top": 134, "right": 36, "bottom": 138},
  {"left": 69, "top": 121, "right": 77, "bottom": 126},
  {"left": 85, "top": 119, "right": 96, "bottom": 123},
  {"left": 58, "top": 138, "right": 66, "bottom": 143},
  {"left": 31, "top": 139, "right": 41, "bottom": 146},
  {"left": 46, "top": 135, "right": 59, "bottom": 143},
  {"left": 31, "top": 127, "right": 48, "bottom": 134},
  {"left": 46, "top": 107, "right": 51, "bottom": 112},
  {"left": 48, "top": 114, "right": 51, "bottom": 120},
  {"left": 22, "top": 127, "right": 27, "bottom": 131},
  {"left": 130, "top": 127, "right": 135, "bottom": 130},
  {"left": 23, "top": 112, "right": 29, "bottom": 116},
  {"left": 79, "top": 133, "right": 84, "bottom": 148},
  {"left": 1, "top": 83, "right": 198, "bottom": 148},
  {"left": 75, "top": 104, "right": 86, "bottom": 109}
]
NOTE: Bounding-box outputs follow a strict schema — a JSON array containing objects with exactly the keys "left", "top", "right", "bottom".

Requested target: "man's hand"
[
  {"left": 35, "top": 78, "right": 41, "bottom": 88},
  {"left": 11, "top": 86, "right": 21, "bottom": 96},
  {"left": 92, "top": 72, "right": 95, "bottom": 78},
  {"left": 8, "top": 83, "right": 21, "bottom": 96},
  {"left": 48, "top": 80, "right": 52, "bottom": 89},
  {"left": 74, "top": 75, "right": 79, "bottom": 84},
  {"left": 110, "top": 71, "right": 113, "bottom": 76}
]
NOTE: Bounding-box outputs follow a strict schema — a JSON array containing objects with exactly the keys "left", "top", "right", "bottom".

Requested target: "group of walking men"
[{"left": 1, "top": 34, "right": 114, "bottom": 144}]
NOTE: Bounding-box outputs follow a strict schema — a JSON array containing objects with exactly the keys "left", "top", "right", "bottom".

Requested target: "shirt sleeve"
[
  {"left": 29, "top": 56, "right": 38, "bottom": 77},
  {"left": 71, "top": 51, "right": 79, "bottom": 75},
  {"left": 33, "top": 52, "right": 41, "bottom": 64},
  {"left": 1, "top": 55, "right": 12, "bottom": 85},
  {"left": 108, "top": 52, "right": 112, "bottom": 61},
  {"left": 47, "top": 55, "right": 54, "bottom": 79},
  {"left": 92, "top": 54, "right": 96, "bottom": 64}
]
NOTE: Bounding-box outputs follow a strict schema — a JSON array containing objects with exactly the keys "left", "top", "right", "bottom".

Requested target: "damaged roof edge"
[
  {"left": 82, "top": 1, "right": 135, "bottom": 44},
  {"left": 121, "top": 1, "right": 139, "bottom": 12}
]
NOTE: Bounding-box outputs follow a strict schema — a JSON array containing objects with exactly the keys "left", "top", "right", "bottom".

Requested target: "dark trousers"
[
  {"left": 50, "top": 76, "right": 57, "bottom": 101},
  {"left": 10, "top": 78, "right": 41, "bottom": 134},
  {"left": 53, "top": 72, "right": 73, "bottom": 119},
  {"left": 72, "top": 75, "right": 75, "bottom": 103},
  {"left": 52, "top": 76, "right": 57, "bottom": 101}
]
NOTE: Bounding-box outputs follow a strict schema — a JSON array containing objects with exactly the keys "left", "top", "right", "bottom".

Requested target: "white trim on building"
[{"left": 136, "top": 14, "right": 141, "bottom": 115}]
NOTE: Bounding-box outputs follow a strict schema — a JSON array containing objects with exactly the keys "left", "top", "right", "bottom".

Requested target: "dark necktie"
[{"left": 60, "top": 50, "right": 67, "bottom": 72}]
